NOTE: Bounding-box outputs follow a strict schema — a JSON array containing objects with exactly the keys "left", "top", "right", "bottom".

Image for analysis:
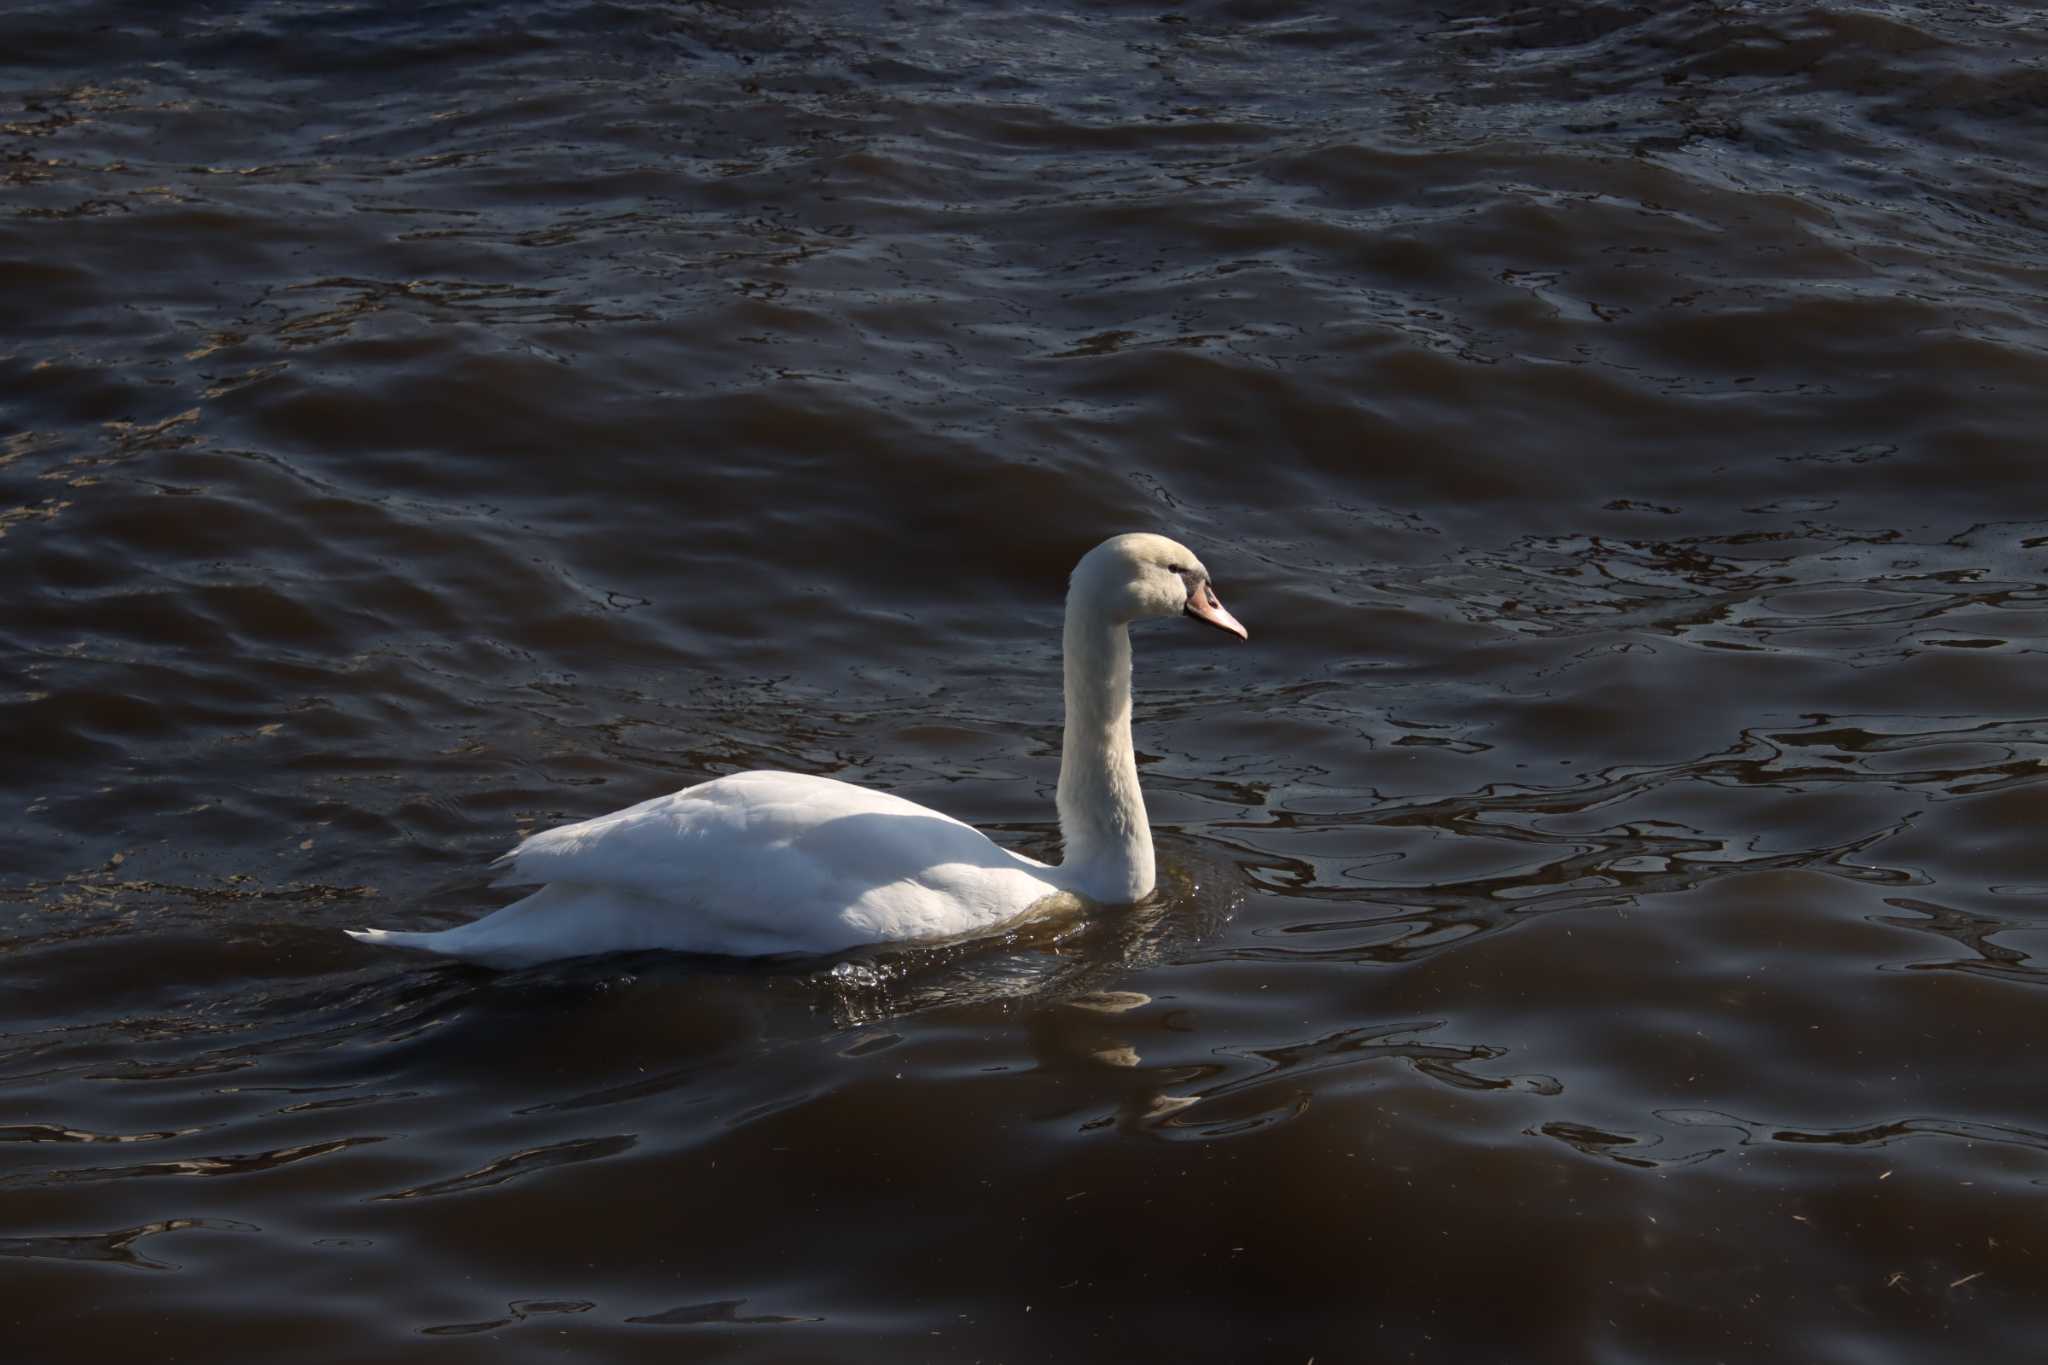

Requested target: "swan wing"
[
  {"left": 484, "top": 770, "right": 1058, "bottom": 948},
  {"left": 490, "top": 771, "right": 950, "bottom": 887}
]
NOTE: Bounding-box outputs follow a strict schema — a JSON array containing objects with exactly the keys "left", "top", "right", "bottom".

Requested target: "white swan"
[{"left": 346, "top": 533, "right": 1246, "bottom": 967}]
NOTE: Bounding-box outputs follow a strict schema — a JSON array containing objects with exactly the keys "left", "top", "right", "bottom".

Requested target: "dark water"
[{"left": 5, "top": 0, "right": 2048, "bottom": 1358}]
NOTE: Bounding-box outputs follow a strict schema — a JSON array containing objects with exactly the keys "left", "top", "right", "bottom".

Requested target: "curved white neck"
[{"left": 1055, "top": 600, "right": 1155, "bottom": 903}]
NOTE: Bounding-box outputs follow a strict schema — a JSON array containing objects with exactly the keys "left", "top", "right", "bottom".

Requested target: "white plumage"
[{"left": 346, "top": 533, "right": 1246, "bottom": 966}]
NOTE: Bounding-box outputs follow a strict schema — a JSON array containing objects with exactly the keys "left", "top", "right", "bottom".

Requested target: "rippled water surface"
[{"left": 5, "top": 1, "right": 2048, "bottom": 1359}]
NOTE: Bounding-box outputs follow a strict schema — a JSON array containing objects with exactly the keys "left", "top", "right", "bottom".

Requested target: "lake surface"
[{"left": 4, "top": 1, "right": 2047, "bottom": 1359}]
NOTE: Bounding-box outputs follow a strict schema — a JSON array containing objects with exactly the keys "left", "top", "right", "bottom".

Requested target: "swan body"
[{"left": 347, "top": 533, "right": 1246, "bottom": 967}]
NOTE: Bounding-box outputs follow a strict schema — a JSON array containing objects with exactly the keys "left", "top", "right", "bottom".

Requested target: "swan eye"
[{"left": 1167, "top": 563, "right": 1188, "bottom": 574}]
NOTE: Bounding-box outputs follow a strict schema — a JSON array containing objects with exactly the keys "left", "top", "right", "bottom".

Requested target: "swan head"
[{"left": 1072, "top": 533, "right": 1248, "bottom": 640}]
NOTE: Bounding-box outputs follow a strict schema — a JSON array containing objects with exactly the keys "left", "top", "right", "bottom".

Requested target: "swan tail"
[
  {"left": 345, "top": 926, "right": 469, "bottom": 956},
  {"left": 343, "top": 885, "right": 596, "bottom": 968}
]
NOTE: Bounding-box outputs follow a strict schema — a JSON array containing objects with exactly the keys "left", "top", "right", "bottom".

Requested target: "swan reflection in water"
[{"left": 353, "top": 842, "right": 1246, "bottom": 1150}]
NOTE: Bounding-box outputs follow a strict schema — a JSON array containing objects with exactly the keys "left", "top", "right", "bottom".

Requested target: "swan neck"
[{"left": 1056, "top": 602, "right": 1154, "bottom": 902}]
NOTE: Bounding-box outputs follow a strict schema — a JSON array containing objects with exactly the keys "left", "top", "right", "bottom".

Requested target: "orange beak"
[{"left": 1184, "top": 581, "right": 1248, "bottom": 640}]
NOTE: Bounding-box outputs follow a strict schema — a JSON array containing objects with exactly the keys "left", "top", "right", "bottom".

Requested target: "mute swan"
[{"left": 346, "top": 533, "right": 1246, "bottom": 966}]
